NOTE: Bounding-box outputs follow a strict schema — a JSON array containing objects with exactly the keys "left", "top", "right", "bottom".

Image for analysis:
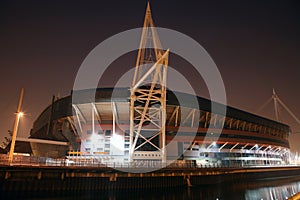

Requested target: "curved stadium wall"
[{"left": 29, "top": 88, "right": 290, "bottom": 166}]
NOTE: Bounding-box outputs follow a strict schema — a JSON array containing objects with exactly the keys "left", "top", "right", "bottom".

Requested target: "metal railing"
[{"left": 0, "top": 154, "right": 297, "bottom": 169}]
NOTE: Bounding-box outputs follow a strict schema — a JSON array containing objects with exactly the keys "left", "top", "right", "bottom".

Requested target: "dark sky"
[{"left": 0, "top": 0, "right": 300, "bottom": 151}]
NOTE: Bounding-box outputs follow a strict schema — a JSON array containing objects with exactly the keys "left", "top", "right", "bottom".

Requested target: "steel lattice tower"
[{"left": 129, "top": 2, "right": 169, "bottom": 163}]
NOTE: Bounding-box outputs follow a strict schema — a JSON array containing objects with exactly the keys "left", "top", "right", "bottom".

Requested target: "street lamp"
[{"left": 8, "top": 88, "right": 24, "bottom": 164}]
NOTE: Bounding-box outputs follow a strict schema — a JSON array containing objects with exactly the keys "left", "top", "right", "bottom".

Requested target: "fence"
[{"left": 0, "top": 154, "right": 296, "bottom": 169}]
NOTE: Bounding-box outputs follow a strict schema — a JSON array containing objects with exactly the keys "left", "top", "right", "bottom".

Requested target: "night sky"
[{"left": 0, "top": 1, "right": 300, "bottom": 151}]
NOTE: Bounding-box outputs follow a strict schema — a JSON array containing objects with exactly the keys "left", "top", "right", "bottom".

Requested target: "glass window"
[{"left": 105, "top": 130, "right": 111, "bottom": 136}]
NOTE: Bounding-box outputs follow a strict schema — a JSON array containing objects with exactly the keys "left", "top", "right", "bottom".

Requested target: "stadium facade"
[
  {"left": 29, "top": 88, "right": 291, "bottom": 166},
  {"left": 28, "top": 2, "right": 291, "bottom": 167}
]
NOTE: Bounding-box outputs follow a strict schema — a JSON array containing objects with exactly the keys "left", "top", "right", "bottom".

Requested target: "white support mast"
[
  {"left": 277, "top": 96, "right": 300, "bottom": 126},
  {"left": 129, "top": 2, "right": 169, "bottom": 163},
  {"left": 272, "top": 88, "right": 280, "bottom": 121},
  {"left": 271, "top": 89, "right": 300, "bottom": 131}
]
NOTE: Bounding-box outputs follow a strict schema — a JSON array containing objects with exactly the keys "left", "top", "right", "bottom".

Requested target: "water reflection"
[
  {"left": 245, "top": 178, "right": 300, "bottom": 200},
  {"left": 11, "top": 176, "right": 300, "bottom": 200}
]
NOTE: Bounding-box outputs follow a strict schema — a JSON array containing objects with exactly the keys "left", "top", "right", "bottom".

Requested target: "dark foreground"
[
  {"left": 2, "top": 176, "right": 300, "bottom": 200},
  {"left": 1, "top": 165, "right": 300, "bottom": 199}
]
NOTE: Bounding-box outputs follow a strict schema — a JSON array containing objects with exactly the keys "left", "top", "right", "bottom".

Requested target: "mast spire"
[
  {"left": 132, "top": 1, "right": 163, "bottom": 85},
  {"left": 129, "top": 1, "right": 169, "bottom": 164},
  {"left": 146, "top": 0, "right": 151, "bottom": 14}
]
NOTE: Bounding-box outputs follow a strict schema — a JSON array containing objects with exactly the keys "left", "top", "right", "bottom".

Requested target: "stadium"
[{"left": 28, "top": 2, "right": 290, "bottom": 167}]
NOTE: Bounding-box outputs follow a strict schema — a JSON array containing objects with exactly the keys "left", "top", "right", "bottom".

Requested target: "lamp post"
[{"left": 8, "top": 88, "right": 24, "bottom": 164}]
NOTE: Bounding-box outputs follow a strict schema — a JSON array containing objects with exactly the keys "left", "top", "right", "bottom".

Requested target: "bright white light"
[
  {"left": 111, "top": 133, "right": 124, "bottom": 155},
  {"left": 18, "top": 112, "right": 24, "bottom": 117},
  {"left": 112, "top": 133, "right": 122, "bottom": 144},
  {"left": 90, "top": 133, "right": 99, "bottom": 141}
]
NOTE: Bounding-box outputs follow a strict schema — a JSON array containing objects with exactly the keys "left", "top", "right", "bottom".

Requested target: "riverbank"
[{"left": 1, "top": 165, "right": 300, "bottom": 192}]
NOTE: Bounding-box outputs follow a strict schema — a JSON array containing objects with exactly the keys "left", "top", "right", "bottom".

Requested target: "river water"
[{"left": 12, "top": 176, "right": 300, "bottom": 200}]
